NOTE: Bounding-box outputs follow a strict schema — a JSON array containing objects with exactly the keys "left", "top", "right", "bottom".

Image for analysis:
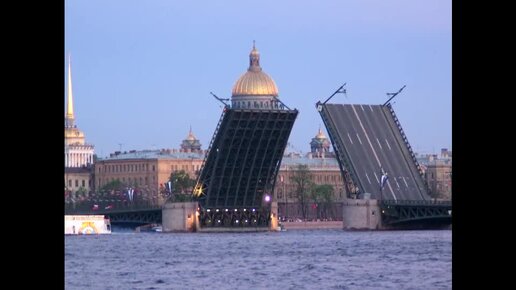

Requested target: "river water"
[{"left": 65, "top": 229, "right": 451, "bottom": 289}]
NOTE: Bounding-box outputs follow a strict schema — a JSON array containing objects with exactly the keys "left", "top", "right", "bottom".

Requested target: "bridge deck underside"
[
  {"left": 197, "top": 109, "right": 298, "bottom": 209},
  {"left": 323, "top": 104, "right": 429, "bottom": 201}
]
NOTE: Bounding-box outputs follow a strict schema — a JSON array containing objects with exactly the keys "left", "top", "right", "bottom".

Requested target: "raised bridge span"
[
  {"left": 317, "top": 101, "right": 450, "bottom": 227},
  {"left": 319, "top": 103, "right": 429, "bottom": 200}
]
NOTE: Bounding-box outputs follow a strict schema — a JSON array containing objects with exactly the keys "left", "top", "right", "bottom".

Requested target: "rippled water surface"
[{"left": 65, "top": 229, "right": 451, "bottom": 289}]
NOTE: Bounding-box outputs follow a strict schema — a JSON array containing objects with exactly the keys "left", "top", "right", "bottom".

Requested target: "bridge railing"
[{"left": 380, "top": 199, "right": 451, "bottom": 206}]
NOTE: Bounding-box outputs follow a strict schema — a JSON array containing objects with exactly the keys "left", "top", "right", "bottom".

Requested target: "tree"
[
  {"left": 290, "top": 164, "right": 313, "bottom": 220},
  {"left": 309, "top": 183, "right": 321, "bottom": 220},
  {"left": 168, "top": 170, "right": 195, "bottom": 202},
  {"left": 312, "top": 184, "right": 335, "bottom": 220},
  {"left": 100, "top": 179, "right": 125, "bottom": 192},
  {"left": 169, "top": 170, "right": 194, "bottom": 194},
  {"left": 76, "top": 186, "right": 88, "bottom": 198}
]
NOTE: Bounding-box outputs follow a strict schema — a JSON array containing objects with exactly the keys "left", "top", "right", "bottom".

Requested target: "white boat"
[
  {"left": 151, "top": 225, "right": 163, "bottom": 232},
  {"left": 65, "top": 215, "right": 112, "bottom": 235},
  {"left": 135, "top": 223, "right": 162, "bottom": 233}
]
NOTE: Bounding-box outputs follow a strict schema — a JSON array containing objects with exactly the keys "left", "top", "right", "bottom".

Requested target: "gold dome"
[
  {"left": 232, "top": 43, "right": 279, "bottom": 97},
  {"left": 316, "top": 127, "right": 326, "bottom": 139},
  {"left": 186, "top": 134, "right": 196, "bottom": 141},
  {"left": 186, "top": 127, "right": 197, "bottom": 141}
]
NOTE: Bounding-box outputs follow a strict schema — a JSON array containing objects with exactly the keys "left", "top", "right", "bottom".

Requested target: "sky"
[{"left": 65, "top": 0, "right": 451, "bottom": 159}]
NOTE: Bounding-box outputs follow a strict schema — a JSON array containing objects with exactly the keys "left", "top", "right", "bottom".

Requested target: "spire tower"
[{"left": 65, "top": 54, "right": 75, "bottom": 128}]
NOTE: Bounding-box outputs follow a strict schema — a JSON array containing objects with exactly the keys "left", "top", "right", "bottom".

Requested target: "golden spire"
[{"left": 66, "top": 54, "right": 75, "bottom": 122}]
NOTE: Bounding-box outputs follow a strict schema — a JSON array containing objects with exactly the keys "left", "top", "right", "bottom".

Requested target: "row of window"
[
  {"left": 67, "top": 179, "right": 90, "bottom": 188},
  {"left": 426, "top": 171, "right": 452, "bottom": 180},
  {"left": 98, "top": 163, "right": 155, "bottom": 173},
  {"left": 276, "top": 190, "right": 344, "bottom": 199},
  {"left": 277, "top": 174, "right": 342, "bottom": 183},
  {"left": 97, "top": 175, "right": 156, "bottom": 188},
  {"left": 171, "top": 164, "right": 201, "bottom": 172},
  {"left": 232, "top": 100, "right": 284, "bottom": 110}
]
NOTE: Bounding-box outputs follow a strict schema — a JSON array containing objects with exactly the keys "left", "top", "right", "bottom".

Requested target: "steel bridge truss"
[
  {"left": 195, "top": 108, "right": 298, "bottom": 227},
  {"left": 380, "top": 200, "right": 452, "bottom": 226}
]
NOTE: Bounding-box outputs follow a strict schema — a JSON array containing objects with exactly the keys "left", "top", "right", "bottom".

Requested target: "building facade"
[
  {"left": 416, "top": 148, "right": 452, "bottom": 199},
  {"left": 94, "top": 130, "right": 205, "bottom": 198},
  {"left": 425, "top": 160, "right": 452, "bottom": 199}
]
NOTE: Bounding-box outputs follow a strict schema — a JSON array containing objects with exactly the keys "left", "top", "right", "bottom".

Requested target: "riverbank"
[{"left": 281, "top": 221, "right": 342, "bottom": 230}]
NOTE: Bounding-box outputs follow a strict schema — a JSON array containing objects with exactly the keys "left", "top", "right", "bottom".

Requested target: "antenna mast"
[
  {"left": 210, "top": 92, "right": 230, "bottom": 107},
  {"left": 321, "top": 83, "right": 346, "bottom": 105},
  {"left": 383, "top": 85, "right": 406, "bottom": 106}
]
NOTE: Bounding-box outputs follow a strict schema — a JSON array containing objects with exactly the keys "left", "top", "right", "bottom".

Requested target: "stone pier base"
[
  {"left": 162, "top": 202, "right": 199, "bottom": 232},
  {"left": 342, "top": 198, "right": 382, "bottom": 230}
]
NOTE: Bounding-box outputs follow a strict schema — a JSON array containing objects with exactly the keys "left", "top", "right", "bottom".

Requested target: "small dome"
[
  {"left": 232, "top": 43, "right": 279, "bottom": 97},
  {"left": 186, "top": 131, "right": 196, "bottom": 141},
  {"left": 315, "top": 127, "right": 326, "bottom": 139}
]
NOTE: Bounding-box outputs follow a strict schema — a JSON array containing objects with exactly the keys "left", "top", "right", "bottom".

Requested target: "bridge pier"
[
  {"left": 342, "top": 198, "right": 382, "bottom": 230},
  {"left": 162, "top": 202, "right": 199, "bottom": 232},
  {"left": 162, "top": 201, "right": 280, "bottom": 233}
]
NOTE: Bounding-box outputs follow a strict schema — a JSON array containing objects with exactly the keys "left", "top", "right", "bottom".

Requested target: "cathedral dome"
[{"left": 232, "top": 43, "right": 279, "bottom": 97}]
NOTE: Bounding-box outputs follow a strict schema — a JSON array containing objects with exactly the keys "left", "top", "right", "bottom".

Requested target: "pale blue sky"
[{"left": 65, "top": 0, "right": 451, "bottom": 158}]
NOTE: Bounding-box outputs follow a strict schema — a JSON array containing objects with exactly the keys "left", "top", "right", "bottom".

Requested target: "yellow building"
[
  {"left": 94, "top": 130, "right": 205, "bottom": 198},
  {"left": 425, "top": 159, "right": 452, "bottom": 199},
  {"left": 417, "top": 149, "right": 452, "bottom": 200}
]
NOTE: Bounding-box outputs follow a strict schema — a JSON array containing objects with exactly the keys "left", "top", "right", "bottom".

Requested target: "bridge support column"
[
  {"left": 162, "top": 202, "right": 199, "bottom": 232},
  {"left": 342, "top": 198, "right": 382, "bottom": 230}
]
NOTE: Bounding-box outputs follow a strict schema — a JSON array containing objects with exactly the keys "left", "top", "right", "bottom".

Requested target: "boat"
[
  {"left": 65, "top": 215, "right": 112, "bottom": 235},
  {"left": 135, "top": 223, "right": 162, "bottom": 233},
  {"left": 151, "top": 225, "right": 163, "bottom": 232}
]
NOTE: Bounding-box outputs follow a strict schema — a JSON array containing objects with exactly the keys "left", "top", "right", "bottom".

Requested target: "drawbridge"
[
  {"left": 316, "top": 86, "right": 451, "bottom": 227},
  {"left": 194, "top": 105, "right": 298, "bottom": 228}
]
